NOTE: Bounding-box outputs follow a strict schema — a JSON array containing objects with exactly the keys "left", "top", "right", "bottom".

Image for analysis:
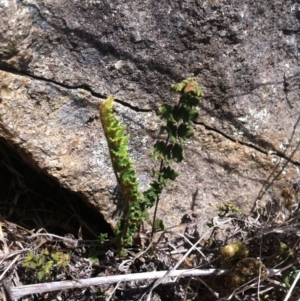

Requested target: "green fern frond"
[
  {"left": 100, "top": 96, "right": 138, "bottom": 186},
  {"left": 99, "top": 96, "right": 143, "bottom": 246}
]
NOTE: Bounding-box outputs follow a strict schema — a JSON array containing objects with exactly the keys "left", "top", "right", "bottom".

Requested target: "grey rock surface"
[{"left": 0, "top": 0, "right": 299, "bottom": 228}]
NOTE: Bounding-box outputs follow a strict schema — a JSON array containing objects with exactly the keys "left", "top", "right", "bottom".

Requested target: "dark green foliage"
[
  {"left": 142, "top": 181, "right": 162, "bottom": 208},
  {"left": 144, "top": 77, "right": 203, "bottom": 236},
  {"left": 154, "top": 218, "right": 166, "bottom": 231},
  {"left": 99, "top": 78, "right": 203, "bottom": 248},
  {"left": 153, "top": 140, "right": 184, "bottom": 162}
]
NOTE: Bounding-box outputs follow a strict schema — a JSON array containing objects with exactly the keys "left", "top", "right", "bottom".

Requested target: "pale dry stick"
[
  {"left": 169, "top": 248, "right": 188, "bottom": 255},
  {"left": 0, "top": 254, "right": 21, "bottom": 281},
  {"left": 0, "top": 226, "right": 9, "bottom": 255},
  {"left": 263, "top": 223, "right": 300, "bottom": 235},
  {"left": 123, "top": 243, "right": 154, "bottom": 270},
  {"left": 107, "top": 281, "right": 121, "bottom": 301},
  {"left": 283, "top": 269, "right": 300, "bottom": 301},
  {"left": 8, "top": 268, "right": 230, "bottom": 299},
  {"left": 226, "top": 275, "right": 260, "bottom": 301},
  {"left": 2, "top": 278, "right": 15, "bottom": 301},
  {"left": 128, "top": 241, "right": 153, "bottom": 262},
  {"left": 118, "top": 260, "right": 133, "bottom": 273},
  {"left": 3, "top": 220, "right": 34, "bottom": 235},
  {"left": 176, "top": 232, "right": 212, "bottom": 267},
  {"left": 28, "top": 233, "right": 78, "bottom": 247},
  {"left": 0, "top": 249, "right": 30, "bottom": 262},
  {"left": 196, "top": 276, "right": 219, "bottom": 298},
  {"left": 256, "top": 223, "right": 264, "bottom": 299},
  {"left": 265, "top": 277, "right": 287, "bottom": 288},
  {"left": 253, "top": 286, "right": 274, "bottom": 296}
]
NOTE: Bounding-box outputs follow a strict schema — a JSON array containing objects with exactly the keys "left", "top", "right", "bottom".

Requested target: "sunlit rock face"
[{"left": 0, "top": 0, "right": 299, "bottom": 227}]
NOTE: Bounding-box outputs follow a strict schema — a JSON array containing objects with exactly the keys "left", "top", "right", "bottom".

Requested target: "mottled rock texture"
[{"left": 0, "top": 0, "right": 299, "bottom": 227}]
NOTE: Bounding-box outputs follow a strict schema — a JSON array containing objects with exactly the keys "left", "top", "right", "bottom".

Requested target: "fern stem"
[{"left": 150, "top": 135, "right": 170, "bottom": 239}]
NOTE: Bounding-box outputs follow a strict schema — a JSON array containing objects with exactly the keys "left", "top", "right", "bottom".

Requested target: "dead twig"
[
  {"left": 283, "top": 269, "right": 300, "bottom": 301},
  {"left": 8, "top": 268, "right": 230, "bottom": 299}
]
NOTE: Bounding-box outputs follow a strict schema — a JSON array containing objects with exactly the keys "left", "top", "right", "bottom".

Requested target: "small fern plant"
[
  {"left": 99, "top": 78, "right": 203, "bottom": 249},
  {"left": 22, "top": 249, "right": 70, "bottom": 281}
]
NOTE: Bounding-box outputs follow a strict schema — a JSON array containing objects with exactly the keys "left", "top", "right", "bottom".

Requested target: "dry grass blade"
[
  {"left": 0, "top": 255, "right": 21, "bottom": 282},
  {"left": 283, "top": 269, "right": 300, "bottom": 301}
]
